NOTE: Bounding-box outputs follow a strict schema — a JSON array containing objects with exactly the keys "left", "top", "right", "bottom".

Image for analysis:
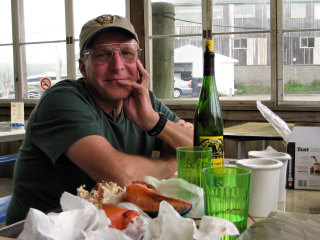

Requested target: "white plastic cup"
[
  {"left": 236, "top": 158, "right": 283, "bottom": 218},
  {"left": 248, "top": 151, "right": 291, "bottom": 202}
]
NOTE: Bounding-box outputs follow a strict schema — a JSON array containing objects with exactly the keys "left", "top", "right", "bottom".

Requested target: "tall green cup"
[
  {"left": 177, "top": 146, "right": 212, "bottom": 187},
  {"left": 202, "top": 167, "right": 251, "bottom": 239}
]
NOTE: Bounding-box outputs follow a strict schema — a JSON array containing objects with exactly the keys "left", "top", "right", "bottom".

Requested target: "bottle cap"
[{"left": 206, "top": 40, "right": 214, "bottom": 52}]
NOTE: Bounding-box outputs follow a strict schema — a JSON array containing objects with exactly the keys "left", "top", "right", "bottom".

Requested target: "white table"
[{"left": 0, "top": 122, "right": 25, "bottom": 143}]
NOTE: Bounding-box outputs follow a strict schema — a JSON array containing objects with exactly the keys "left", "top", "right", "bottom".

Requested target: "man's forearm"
[{"left": 157, "top": 120, "right": 194, "bottom": 150}]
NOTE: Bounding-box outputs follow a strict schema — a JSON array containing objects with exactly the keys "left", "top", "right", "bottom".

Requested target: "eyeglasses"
[{"left": 83, "top": 43, "right": 141, "bottom": 64}]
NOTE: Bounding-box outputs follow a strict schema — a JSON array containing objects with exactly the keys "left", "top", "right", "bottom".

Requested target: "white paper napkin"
[{"left": 17, "top": 181, "right": 239, "bottom": 240}]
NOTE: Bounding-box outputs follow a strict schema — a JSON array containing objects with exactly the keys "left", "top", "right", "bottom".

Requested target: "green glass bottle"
[{"left": 194, "top": 40, "right": 224, "bottom": 167}]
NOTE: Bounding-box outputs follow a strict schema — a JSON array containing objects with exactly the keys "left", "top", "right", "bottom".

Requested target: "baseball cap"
[{"left": 79, "top": 14, "right": 139, "bottom": 54}]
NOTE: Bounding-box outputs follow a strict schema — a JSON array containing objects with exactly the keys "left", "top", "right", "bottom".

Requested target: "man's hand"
[
  {"left": 136, "top": 60, "right": 149, "bottom": 89},
  {"left": 118, "top": 60, "right": 158, "bottom": 131},
  {"left": 176, "top": 119, "right": 194, "bottom": 129}
]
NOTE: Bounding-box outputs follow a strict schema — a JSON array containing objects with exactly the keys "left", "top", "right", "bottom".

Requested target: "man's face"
[{"left": 80, "top": 31, "right": 139, "bottom": 102}]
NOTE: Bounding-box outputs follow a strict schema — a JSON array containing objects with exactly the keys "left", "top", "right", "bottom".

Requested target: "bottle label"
[{"left": 199, "top": 136, "right": 224, "bottom": 167}]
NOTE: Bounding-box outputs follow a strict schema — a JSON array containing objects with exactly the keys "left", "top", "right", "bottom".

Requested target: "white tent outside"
[{"left": 174, "top": 45, "right": 238, "bottom": 95}]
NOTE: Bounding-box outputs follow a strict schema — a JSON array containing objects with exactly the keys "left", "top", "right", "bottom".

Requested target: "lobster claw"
[
  {"left": 101, "top": 203, "right": 141, "bottom": 230},
  {"left": 122, "top": 181, "right": 192, "bottom": 218}
]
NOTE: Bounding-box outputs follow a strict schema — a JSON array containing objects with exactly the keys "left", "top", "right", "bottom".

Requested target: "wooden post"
[{"left": 152, "top": 2, "right": 175, "bottom": 98}]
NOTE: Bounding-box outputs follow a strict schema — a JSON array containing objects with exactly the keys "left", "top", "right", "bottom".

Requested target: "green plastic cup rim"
[
  {"left": 176, "top": 146, "right": 212, "bottom": 153},
  {"left": 202, "top": 166, "right": 251, "bottom": 176}
]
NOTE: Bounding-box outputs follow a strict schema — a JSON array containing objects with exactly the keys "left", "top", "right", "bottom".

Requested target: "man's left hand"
[{"left": 118, "top": 60, "right": 158, "bottom": 131}]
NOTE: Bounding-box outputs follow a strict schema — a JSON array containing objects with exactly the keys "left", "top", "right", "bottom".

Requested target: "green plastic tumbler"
[
  {"left": 202, "top": 167, "right": 251, "bottom": 239},
  {"left": 176, "top": 146, "right": 212, "bottom": 187}
]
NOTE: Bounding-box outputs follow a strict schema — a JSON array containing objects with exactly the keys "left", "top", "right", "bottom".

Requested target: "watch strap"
[{"left": 147, "top": 112, "right": 168, "bottom": 136}]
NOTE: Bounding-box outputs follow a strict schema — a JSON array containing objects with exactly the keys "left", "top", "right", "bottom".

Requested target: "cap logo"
[{"left": 95, "top": 14, "right": 115, "bottom": 25}]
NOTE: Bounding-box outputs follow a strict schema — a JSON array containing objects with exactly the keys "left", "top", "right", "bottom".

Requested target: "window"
[
  {"left": 150, "top": 0, "right": 202, "bottom": 99},
  {"left": 291, "top": 4, "right": 306, "bottom": 19},
  {"left": 234, "top": 39, "right": 247, "bottom": 49},
  {"left": 300, "top": 37, "right": 315, "bottom": 48},
  {"left": 148, "top": 1, "right": 270, "bottom": 101},
  {"left": 146, "top": 0, "right": 320, "bottom": 105},
  {"left": 3, "top": 0, "right": 320, "bottom": 106},
  {"left": 2, "top": 0, "right": 125, "bottom": 101},
  {"left": 235, "top": 5, "right": 255, "bottom": 19},
  {"left": 315, "top": 4, "right": 320, "bottom": 19}
]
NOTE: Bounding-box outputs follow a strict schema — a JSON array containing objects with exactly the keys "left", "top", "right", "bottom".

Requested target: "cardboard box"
[{"left": 287, "top": 124, "right": 320, "bottom": 190}]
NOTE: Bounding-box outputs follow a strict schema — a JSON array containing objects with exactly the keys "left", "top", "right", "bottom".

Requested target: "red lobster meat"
[{"left": 122, "top": 180, "right": 192, "bottom": 217}]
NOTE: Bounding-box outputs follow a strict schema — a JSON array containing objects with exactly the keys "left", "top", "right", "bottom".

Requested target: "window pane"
[
  {"left": 0, "top": 46, "right": 14, "bottom": 99},
  {"left": 213, "top": 1, "right": 270, "bottom": 33},
  {"left": 301, "top": 37, "right": 308, "bottom": 48},
  {"left": 0, "top": 0, "right": 12, "bottom": 44},
  {"left": 74, "top": 0, "right": 126, "bottom": 40},
  {"left": 23, "top": 0, "right": 65, "bottom": 42},
  {"left": 152, "top": 36, "right": 200, "bottom": 99},
  {"left": 152, "top": 0, "right": 202, "bottom": 35},
  {"left": 283, "top": 31, "right": 320, "bottom": 101},
  {"left": 24, "top": 43, "right": 67, "bottom": 99},
  {"left": 309, "top": 37, "right": 315, "bottom": 47},
  {"left": 216, "top": 33, "right": 271, "bottom": 101}
]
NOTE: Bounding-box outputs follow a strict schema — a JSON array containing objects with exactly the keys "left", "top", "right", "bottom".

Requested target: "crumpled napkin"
[
  {"left": 145, "top": 176, "right": 204, "bottom": 218},
  {"left": 17, "top": 178, "right": 239, "bottom": 240},
  {"left": 238, "top": 211, "right": 320, "bottom": 240},
  {"left": 18, "top": 192, "right": 131, "bottom": 240}
]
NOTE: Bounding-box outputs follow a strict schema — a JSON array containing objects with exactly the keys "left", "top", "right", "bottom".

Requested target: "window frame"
[
  {"left": 3, "top": 0, "right": 320, "bottom": 109},
  {"left": 144, "top": 0, "right": 320, "bottom": 108}
]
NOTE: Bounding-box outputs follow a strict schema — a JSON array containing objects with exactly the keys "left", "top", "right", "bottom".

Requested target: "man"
[{"left": 6, "top": 14, "right": 193, "bottom": 225}]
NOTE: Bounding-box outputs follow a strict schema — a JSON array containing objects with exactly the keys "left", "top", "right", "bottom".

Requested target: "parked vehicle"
[
  {"left": 174, "top": 77, "right": 192, "bottom": 98},
  {"left": 190, "top": 77, "right": 203, "bottom": 96}
]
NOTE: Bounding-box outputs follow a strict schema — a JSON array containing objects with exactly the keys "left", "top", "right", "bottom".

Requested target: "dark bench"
[
  {"left": 0, "top": 195, "right": 12, "bottom": 223},
  {"left": 0, "top": 153, "right": 18, "bottom": 224},
  {"left": 0, "top": 153, "right": 18, "bottom": 167}
]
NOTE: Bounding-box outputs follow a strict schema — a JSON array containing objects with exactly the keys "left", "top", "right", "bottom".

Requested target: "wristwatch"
[{"left": 147, "top": 112, "right": 168, "bottom": 136}]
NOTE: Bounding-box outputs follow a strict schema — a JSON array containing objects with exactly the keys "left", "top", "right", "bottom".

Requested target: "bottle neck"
[{"left": 203, "top": 51, "right": 215, "bottom": 76}]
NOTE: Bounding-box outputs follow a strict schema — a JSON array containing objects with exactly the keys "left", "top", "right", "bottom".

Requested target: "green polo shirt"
[{"left": 6, "top": 78, "right": 179, "bottom": 225}]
